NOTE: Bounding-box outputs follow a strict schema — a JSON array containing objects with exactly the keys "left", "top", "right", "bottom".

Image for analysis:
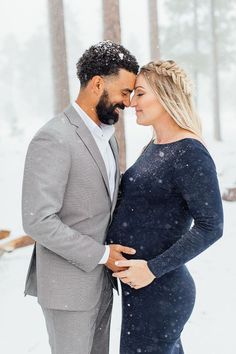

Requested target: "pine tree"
[
  {"left": 48, "top": 0, "right": 70, "bottom": 114},
  {"left": 148, "top": 0, "right": 160, "bottom": 61},
  {"left": 160, "top": 0, "right": 236, "bottom": 141},
  {"left": 103, "top": 0, "right": 126, "bottom": 172}
]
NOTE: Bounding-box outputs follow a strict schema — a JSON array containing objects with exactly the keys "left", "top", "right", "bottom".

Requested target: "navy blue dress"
[{"left": 107, "top": 138, "right": 223, "bottom": 354}]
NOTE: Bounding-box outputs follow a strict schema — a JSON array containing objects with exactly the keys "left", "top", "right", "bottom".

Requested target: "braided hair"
[{"left": 140, "top": 60, "right": 202, "bottom": 138}]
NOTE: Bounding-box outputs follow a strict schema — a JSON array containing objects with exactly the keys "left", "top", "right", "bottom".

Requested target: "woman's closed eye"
[{"left": 134, "top": 91, "right": 144, "bottom": 97}]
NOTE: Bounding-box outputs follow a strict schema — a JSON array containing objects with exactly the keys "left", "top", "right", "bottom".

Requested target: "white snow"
[{"left": 119, "top": 53, "right": 124, "bottom": 60}]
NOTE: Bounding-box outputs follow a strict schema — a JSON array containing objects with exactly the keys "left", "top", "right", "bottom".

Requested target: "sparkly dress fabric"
[{"left": 107, "top": 139, "right": 223, "bottom": 354}]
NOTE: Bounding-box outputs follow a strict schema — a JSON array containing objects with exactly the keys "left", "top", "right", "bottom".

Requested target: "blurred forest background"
[{"left": 1, "top": 0, "right": 236, "bottom": 146}]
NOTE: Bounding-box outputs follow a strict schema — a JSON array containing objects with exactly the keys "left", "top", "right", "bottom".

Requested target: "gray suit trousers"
[{"left": 41, "top": 273, "right": 113, "bottom": 354}]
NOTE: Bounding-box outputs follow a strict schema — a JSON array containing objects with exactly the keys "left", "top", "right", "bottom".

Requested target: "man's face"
[{"left": 96, "top": 69, "right": 136, "bottom": 125}]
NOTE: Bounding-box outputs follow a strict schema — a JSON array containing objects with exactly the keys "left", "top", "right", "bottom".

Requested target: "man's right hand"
[{"left": 105, "top": 244, "right": 136, "bottom": 272}]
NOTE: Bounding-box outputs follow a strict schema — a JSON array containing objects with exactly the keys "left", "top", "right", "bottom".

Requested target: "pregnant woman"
[{"left": 107, "top": 60, "right": 223, "bottom": 353}]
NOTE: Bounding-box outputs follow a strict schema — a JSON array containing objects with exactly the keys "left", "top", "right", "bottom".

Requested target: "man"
[{"left": 22, "top": 41, "right": 139, "bottom": 354}]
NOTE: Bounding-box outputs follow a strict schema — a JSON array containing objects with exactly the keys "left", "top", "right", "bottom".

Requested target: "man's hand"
[{"left": 105, "top": 244, "right": 136, "bottom": 272}]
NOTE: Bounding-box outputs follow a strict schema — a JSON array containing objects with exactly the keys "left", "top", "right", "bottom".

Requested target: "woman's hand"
[{"left": 112, "top": 259, "right": 156, "bottom": 289}]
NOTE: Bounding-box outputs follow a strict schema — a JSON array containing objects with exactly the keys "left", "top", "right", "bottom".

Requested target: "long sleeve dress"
[{"left": 106, "top": 138, "right": 223, "bottom": 354}]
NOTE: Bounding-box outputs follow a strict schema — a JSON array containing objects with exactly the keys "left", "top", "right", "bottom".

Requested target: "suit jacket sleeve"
[{"left": 22, "top": 128, "right": 106, "bottom": 273}]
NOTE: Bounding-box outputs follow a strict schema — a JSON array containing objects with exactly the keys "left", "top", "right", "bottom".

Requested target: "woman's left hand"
[{"left": 112, "top": 259, "right": 156, "bottom": 289}]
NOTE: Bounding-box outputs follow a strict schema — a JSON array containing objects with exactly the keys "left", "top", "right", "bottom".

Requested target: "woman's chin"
[{"left": 136, "top": 117, "right": 150, "bottom": 126}]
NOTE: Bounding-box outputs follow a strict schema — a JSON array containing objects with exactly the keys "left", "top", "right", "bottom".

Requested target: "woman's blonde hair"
[{"left": 140, "top": 60, "right": 202, "bottom": 139}]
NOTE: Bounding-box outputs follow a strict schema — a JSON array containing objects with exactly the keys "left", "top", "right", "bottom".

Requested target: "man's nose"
[{"left": 123, "top": 96, "right": 131, "bottom": 107}]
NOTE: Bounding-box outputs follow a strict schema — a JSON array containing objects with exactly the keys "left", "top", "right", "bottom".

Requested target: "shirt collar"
[{"left": 72, "top": 101, "right": 115, "bottom": 142}]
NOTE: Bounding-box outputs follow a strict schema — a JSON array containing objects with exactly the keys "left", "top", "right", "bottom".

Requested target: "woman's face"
[{"left": 131, "top": 74, "right": 167, "bottom": 126}]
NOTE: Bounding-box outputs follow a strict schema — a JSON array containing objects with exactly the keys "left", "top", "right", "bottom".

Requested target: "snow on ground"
[{"left": 0, "top": 129, "right": 235, "bottom": 354}]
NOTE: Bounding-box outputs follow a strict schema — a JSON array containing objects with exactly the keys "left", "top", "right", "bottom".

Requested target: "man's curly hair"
[{"left": 76, "top": 40, "right": 139, "bottom": 87}]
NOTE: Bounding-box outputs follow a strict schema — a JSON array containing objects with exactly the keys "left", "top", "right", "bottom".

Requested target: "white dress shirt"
[{"left": 72, "top": 101, "right": 116, "bottom": 264}]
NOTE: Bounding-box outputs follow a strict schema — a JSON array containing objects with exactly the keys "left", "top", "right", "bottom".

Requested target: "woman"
[{"left": 107, "top": 60, "right": 223, "bottom": 353}]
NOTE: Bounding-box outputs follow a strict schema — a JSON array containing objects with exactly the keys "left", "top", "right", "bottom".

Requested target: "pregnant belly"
[{"left": 107, "top": 226, "right": 180, "bottom": 260}]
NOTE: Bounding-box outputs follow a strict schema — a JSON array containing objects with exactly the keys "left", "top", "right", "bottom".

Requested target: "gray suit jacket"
[{"left": 22, "top": 104, "right": 120, "bottom": 311}]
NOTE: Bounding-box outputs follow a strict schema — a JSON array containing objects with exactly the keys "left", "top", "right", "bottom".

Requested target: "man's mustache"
[{"left": 112, "top": 103, "right": 125, "bottom": 111}]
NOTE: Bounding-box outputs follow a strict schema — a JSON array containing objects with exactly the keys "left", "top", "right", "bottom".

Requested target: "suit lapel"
[
  {"left": 109, "top": 136, "right": 120, "bottom": 215},
  {"left": 64, "top": 105, "right": 111, "bottom": 201}
]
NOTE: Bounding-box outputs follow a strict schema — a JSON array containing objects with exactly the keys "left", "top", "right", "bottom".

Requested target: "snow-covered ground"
[{"left": 0, "top": 127, "right": 235, "bottom": 354}]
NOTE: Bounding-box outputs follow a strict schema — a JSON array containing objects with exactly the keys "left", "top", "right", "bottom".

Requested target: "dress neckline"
[{"left": 151, "top": 138, "right": 203, "bottom": 147}]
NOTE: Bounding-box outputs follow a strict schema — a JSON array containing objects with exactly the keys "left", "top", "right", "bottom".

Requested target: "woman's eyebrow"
[{"left": 134, "top": 85, "right": 145, "bottom": 90}]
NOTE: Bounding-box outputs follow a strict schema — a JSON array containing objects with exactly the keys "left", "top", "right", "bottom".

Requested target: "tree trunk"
[
  {"left": 0, "top": 229, "right": 10, "bottom": 240},
  {"left": 193, "top": 0, "right": 199, "bottom": 107},
  {"left": 222, "top": 187, "right": 236, "bottom": 202},
  {"left": 0, "top": 235, "right": 34, "bottom": 256},
  {"left": 103, "top": 0, "right": 126, "bottom": 172},
  {"left": 48, "top": 0, "right": 70, "bottom": 115},
  {"left": 148, "top": 0, "right": 160, "bottom": 61},
  {"left": 210, "top": 0, "right": 221, "bottom": 141}
]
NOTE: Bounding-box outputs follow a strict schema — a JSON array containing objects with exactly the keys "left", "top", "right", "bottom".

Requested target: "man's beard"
[{"left": 96, "top": 90, "right": 125, "bottom": 125}]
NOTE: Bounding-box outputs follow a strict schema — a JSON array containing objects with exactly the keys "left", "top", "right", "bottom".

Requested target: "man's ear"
[{"left": 90, "top": 75, "right": 104, "bottom": 96}]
